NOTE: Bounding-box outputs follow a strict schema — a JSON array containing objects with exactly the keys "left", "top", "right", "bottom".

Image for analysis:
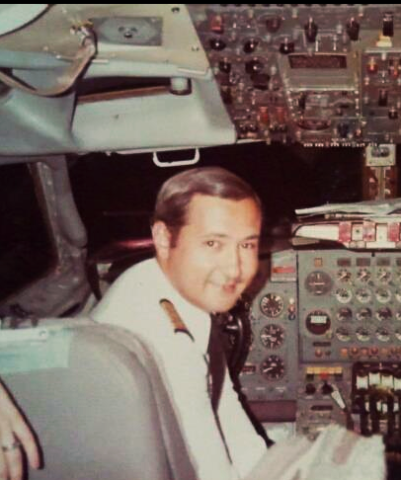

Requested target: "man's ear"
[{"left": 152, "top": 221, "right": 172, "bottom": 260}]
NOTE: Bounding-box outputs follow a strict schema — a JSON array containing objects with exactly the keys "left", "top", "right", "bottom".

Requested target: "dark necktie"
[{"left": 207, "top": 316, "right": 227, "bottom": 412}]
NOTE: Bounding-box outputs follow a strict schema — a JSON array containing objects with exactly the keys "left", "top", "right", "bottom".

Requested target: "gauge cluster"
[
  {"left": 239, "top": 247, "right": 401, "bottom": 439},
  {"left": 299, "top": 250, "right": 401, "bottom": 363}
]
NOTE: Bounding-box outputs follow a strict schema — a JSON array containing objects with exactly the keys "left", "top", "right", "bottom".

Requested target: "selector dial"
[
  {"left": 356, "top": 308, "right": 372, "bottom": 321},
  {"left": 356, "top": 288, "right": 372, "bottom": 304},
  {"left": 260, "top": 293, "right": 284, "bottom": 318},
  {"left": 356, "top": 327, "right": 371, "bottom": 342},
  {"left": 357, "top": 268, "right": 371, "bottom": 283},
  {"left": 336, "top": 326, "right": 352, "bottom": 342},
  {"left": 376, "top": 288, "right": 391, "bottom": 304},
  {"left": 376, "top": 268, "right": 392, "bottom": 284},
  {"left": 260, "top": 355, "right": 285, "bottom": 381},
  {"left": 260, "top": 324, "right": 285, "bottom": 349},
  {"left": 376, "top": 307, "right": 392, "bottom": 322},
  {"left": 337, "top": 268, "right": 352, "bottom": 283},
  {"left": 337, "top": 307, "right": 353, "bottom": 322},
  {"left": 335, "top": 288, "right": 352, "bottom": 304},
  {"left": 305, "top": 271, "right": 332, "bottom": 296}
]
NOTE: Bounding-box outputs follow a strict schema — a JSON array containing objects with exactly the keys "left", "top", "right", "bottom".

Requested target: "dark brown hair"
[{"left": 152, "top": 167, "right": 262, "bottom": 242}]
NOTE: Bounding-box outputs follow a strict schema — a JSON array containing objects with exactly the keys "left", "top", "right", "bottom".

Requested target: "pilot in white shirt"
[{"left": 92, "top": 167, "right": 267, "bottom": 480}]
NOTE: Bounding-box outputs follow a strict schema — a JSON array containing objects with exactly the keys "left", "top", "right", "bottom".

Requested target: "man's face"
[{"left": 154, "top": 194, "right": 261, "bottom": 313}]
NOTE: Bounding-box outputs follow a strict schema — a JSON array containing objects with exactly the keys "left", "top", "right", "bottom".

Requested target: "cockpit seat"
[{"left": 0, "top": 318, "right": 197, "bottom": 480}]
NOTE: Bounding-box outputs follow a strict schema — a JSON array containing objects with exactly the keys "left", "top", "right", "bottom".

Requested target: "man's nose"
[{"left": 223, "top": 246, "right": 242, "bottom": 280}]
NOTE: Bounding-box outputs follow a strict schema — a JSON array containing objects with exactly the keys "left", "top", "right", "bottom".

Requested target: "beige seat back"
[{"left": 0, "top": 318, "right": 197, "bottom": 480}]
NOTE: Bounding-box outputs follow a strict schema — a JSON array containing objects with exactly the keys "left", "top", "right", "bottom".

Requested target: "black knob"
[
  {"left": 298, "top": 94, "right": 307, "bottom": 110},
  {"left": 321, "top": 382, "right": 334, "bottom": 396},
  {"left": 265, "top": 16, "right": 282, "bottom": 33},
  {"left": 305, "top": 383, "right": 316, "bottom": 395},
  {"left": 243, "top": 39, "right": 258, "bottom": 54},
  {"left": 378, "top": 89, "right": 388, "bottom": 107},
  {"left": 279, "top": 39, "right": 295, "bottom": 55},
  {"left": 251, "top": 73, "right": 270, "bottom": 90},
  {"left": 305, "top": 18, "right": 318, "bottom": 43},
  {"left": 245, "top": 59, "right": 263, "bottom": 74},
  {"left": 209, "top": 38, "right": 226, "bottom": 51},
  {"left": 346, "top": 18, "right": 360, "bottom": 41},
  {"left": 383, "top": 12, "right": 394, "bottom": 37},
  {"left": 219, "top": 59, "right": 231, "bottom": 74},
  {"left": 337, "top": 123, "right": 350, "bottom": 138}
]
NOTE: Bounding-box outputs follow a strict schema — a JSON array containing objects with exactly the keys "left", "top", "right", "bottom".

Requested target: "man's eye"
[
  {"left": 241, "top": 242, "right": 257, "bottom": 250},
  {"left": 205, "top": 240, "right": 220, "bottom": 248}
]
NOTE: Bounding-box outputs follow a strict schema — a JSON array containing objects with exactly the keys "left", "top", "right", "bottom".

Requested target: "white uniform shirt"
[{"left": 91, "top": 258, "right": 266, "bottom": 480}]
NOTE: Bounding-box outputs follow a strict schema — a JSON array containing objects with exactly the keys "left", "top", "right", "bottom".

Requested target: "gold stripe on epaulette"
[{"left": 159, "top": 298, "right": 194, "bottom": 341}]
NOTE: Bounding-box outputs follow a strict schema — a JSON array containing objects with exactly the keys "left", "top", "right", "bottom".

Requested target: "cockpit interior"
[{"left": 1, "top": 4, "right": 401, "bottom": 479}]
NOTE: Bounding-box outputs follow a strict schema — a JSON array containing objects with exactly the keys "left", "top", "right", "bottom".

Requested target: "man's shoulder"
[{"left": 91, "top": 258, "right": 161, "bottom": 321}]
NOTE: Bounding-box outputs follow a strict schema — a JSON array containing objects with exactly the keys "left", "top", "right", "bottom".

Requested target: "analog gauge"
[
  {"left": 305, "top": 271, "right": 332, "bottom": 296},
  {"left": 357, "top": 268, "right": 371, "bottom": 283},
  {"left": 356, "top": 288, "right": 372, "bottom": 304},
  {"left": 376, "top": 268, "right": 392, "bottom": 284},
  {"left": 395, "top": 328, "right": 401, "bottom": 341},
  {"left": 260, "top": 355, "right": 285, "bottom": 381},
  {"left": 356, "top": 308, "right": 372, "bottom": 322},
  {"left": 336, "top": 326, "right": 351, "bottom": 342},
  {"left": 396, "top": 290, "right": 401, "bottom": 303},
  {"left": 356, "top": 327, "right": 371, "bottom": 342},
  {"left": 376, "top": 307, "right": 392, "bottom": 322},
  {"left": 260, "top": 293, "right": 284, "bottom": 318},
  {"left": 396, "top": 311, "right": 401, "bottom": 322},
  {"left": 376, "top": 288, "right": 391, "bottom": 304},
  {"left": 337, "top": 307, "right": 353, "bottom": 322},
  {"left": 376, "top": 327, "right": 390, "bottom": 342},
  {"left": 260, "top": 324, "right": 285, "bottom": 349},
  {"left": 306, "top": 310, "right": 331, "bottom": 335},
  {"left": 337, "top": 268, "right": 351, "bottom": 283},
  {"left": 335, "top": 288, "right": 352, "bottom": 304}
]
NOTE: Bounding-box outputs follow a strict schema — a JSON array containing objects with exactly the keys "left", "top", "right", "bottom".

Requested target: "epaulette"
[{"left": 159, "top": 298, "right": 194, "bottom": 341}]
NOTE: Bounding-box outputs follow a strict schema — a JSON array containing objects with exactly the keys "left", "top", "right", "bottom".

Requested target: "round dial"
[
  {"left": 376, "top": 288, "right": 391, "bottom": 304},
  {"left": 305, "top": 271, "right": 332, "bottom": 296},
  {"left": 357, "top": 268, "right": 371, "bottom": 283},
  {"left": 337, "top": 307, "right": 353, "bottom": 322},
  {"left": 260, "top": 293, "right": 284, "bottom": 318},
  {"left": 376, "top": 268, "right": 392, "bottom": 284},
  {"left": 356, "top": 308, "right": 372, "bottom": 321},
  {"left": 356, "top": 327, "right": 371, "bottom": 342},
  {"left": 376, "top": 327, "right": 390, "bottom": 342},
  {"left": 260, "top": 355, "right": 285, "bottom": 381},
  {"left": 335, "top": 288, "right": 352, "bottom": 304},
  {"left": 356, "top": 288, "right": 372, "bottom": 304},
  {"left": 306, "top": 310, "right": 331, "bottom": 335},
  {"left": 336, "top": 326, "right": 351, "bottom": 342},
  {"left": 376, "top": 307, "right": 392, "bottom": 322},
  {"left": 260, "top": 324, "right": 285, "bottom": 349},
  {"left": 396, "top": 311, "right": 401, "bottom": 322},
  {"left": 337, "top": 268, "right": 352, "bottom": 283}
]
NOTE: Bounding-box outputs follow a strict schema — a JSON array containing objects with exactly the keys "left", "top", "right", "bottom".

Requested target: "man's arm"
[{"left": 0, "top": 381, "right": 40, "bottom": 480}]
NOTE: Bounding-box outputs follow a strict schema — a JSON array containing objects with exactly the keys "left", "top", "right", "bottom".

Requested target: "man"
[
  {"left": 92, "top": 167, "right": 267, "bottom": 479},
  {"left": 0, "top": 380, "right": 40, "bottom": 480},
  {"left": 92, "top": 167, "right": 385, "bottom": 480}
]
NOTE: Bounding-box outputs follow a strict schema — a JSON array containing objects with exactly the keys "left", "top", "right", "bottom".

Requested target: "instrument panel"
[
  {"left": 240, "top": 247, "right": 401, "bottom": 450},
  {"left": 188, "top": 4, "right": 401, "bottom": 146}
]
